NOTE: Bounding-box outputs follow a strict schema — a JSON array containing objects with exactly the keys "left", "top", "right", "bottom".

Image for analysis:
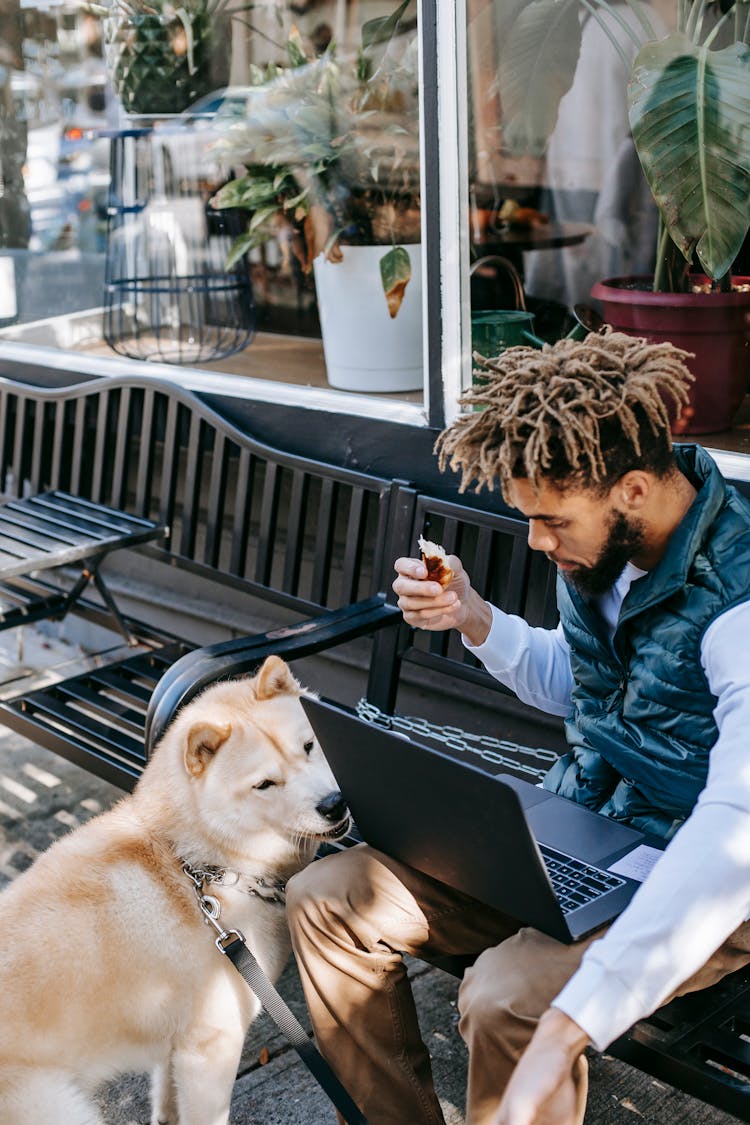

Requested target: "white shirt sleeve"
[
  {"left": 552, "top": 598, "right": 750, "bottom": 1051},
  {"left": 462, "top": 604, "right": 573, "bottom": 716}
]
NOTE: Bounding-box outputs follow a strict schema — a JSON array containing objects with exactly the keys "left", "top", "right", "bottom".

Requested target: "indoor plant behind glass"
[
  {"left": 495, "top": 0, "right": 750, "bottom": 433},
  {"left": 211, "top": 2, "right": 422, "bottom": 392},
  {"left": 89, "top": 0, "right": 246, "bottom": 115}
]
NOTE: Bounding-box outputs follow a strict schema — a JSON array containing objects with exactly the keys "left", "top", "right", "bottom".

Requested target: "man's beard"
[{"left": 565, "top": 511, "right": 646, "bottom": 598}]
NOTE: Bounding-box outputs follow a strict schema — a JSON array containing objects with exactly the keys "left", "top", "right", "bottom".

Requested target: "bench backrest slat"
[
  {"left": 0, "top": 375, "right": 394, "bottom": 619},
  {"left": 283, "top": 469, "right": 312, "bottom": 596},
  {"left": 135, "top": 389, "right": 158, "bottom": 520}
]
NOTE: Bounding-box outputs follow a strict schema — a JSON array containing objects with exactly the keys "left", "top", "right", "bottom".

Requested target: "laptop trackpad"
[{"left": 525, "top": 798, "right": 643, "bottom": 865}]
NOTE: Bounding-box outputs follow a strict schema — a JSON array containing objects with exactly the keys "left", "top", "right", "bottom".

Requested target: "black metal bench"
[{"left": 0, "top": 369, "right": 746, "bottom": 1120}]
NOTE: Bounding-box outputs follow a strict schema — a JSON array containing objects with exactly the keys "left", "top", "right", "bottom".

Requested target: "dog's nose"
[{"left": 316, "top": 791, "right": 348, "bottom": 823}]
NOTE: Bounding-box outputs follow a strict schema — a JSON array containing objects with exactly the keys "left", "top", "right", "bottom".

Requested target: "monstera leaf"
[
  {"left": 628, "top": 33, "right": 750, "bottom": 281},
  {"left": 495, "top": 0, "right": 582, "bottom": 156}
]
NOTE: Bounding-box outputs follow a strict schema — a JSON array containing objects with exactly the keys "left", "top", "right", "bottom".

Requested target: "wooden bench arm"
[{"left": 144, "top": 596, "right": 402, "bottom": 754}]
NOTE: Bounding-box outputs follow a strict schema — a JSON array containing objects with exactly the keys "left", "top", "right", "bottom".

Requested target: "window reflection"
[
  {"left": 0, "top": 0, "right": 423, "bottom": 402},
  {"left": 467, "top": 0, "right": 670, "bottom": 344}
]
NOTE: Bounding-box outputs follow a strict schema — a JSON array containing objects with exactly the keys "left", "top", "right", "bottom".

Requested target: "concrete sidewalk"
[{"left": 0, "top": 722, "right": 743, "bottom": 1124}]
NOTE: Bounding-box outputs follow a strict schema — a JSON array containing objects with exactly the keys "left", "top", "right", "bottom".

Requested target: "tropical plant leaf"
[
  {"left": 361, "top": 0, "right": 411, "bottom": 51},
  {"left": 496, "top": 0, "right": 582, "bottom": 156},
  {"left": 225, "top": 230, "right": 258, "bottom": 268},
  {"left": 248, "top": 205, "right": 278, "bottom": 232},
  {"left": 211, "top": 178, "right": 250, "bottom": 209},
  {"left": 211, "top": 174, "right": 277, "bottom": 211},
  {"left": 628, "top": 34, "right": 750, "bottom": 279},
  {"left": 380, "top": 245, "right": 411, "bottom": 318}
]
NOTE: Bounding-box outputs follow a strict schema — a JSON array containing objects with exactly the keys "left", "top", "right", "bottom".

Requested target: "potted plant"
[
  {"left": 88, "top": 0, "right": 249, "bottom": 116},
  {"left": 210, "top": 2, "right": 422, "bottom": 392},
  {"left": 494, "top": 0, "right": 750, "bottom": 433}
]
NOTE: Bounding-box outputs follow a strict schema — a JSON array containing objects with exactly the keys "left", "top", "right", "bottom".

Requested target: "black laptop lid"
[{"left": 303, "top": 696, "right": 566, "bottom": 932}]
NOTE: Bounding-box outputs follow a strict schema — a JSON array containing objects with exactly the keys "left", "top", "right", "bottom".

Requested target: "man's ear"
[
  {"left": 614, "top": 470, "right": 652, "bottom": 511},
  {"left": 253, "top": 655, "right": 301, "bottom": 701},
  {"left": 184, "top": 722, "right": 232, "bottom": 778}
]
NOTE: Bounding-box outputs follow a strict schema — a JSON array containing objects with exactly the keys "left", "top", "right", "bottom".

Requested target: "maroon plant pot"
[{"left": 590, "top": 276, "right": 750, "bottom": 435}]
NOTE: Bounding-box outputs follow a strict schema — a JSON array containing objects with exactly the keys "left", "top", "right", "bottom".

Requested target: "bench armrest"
[{"left": 145, "top": 595, "right": 402, "bottom": 753}]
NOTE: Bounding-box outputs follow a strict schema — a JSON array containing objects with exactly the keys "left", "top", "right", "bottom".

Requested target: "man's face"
[{"left": 506, "top": 477, "right": 645, "bottom": 597}]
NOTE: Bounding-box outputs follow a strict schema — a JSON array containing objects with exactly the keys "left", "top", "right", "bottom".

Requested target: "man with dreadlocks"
[{"left": 287, "top": 331, "right": 750, "bottom": 1125}]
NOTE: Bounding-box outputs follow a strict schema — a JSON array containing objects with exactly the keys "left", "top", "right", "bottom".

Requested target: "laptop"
[{"left": 302, "top": 697, "right": 665, "bottom": 944}]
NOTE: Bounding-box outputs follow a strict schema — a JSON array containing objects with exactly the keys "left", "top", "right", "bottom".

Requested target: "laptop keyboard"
[{"left": 541, "top": 848, "right": 627, "bottom": 914}]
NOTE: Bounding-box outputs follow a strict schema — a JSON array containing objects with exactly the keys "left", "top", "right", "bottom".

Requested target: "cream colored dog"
[{"left": 0, "top": 656, "right": 350, "bottom": 1125}]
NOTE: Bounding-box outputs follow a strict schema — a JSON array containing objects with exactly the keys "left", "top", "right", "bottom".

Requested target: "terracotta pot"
[{"left": 590, "top": 276, "right": 750, "bottom": 435}]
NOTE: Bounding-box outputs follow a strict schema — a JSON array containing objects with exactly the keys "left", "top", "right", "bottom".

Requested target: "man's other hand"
[
  {"left": 392, "top": 555, "right": 492, "bottom": 645},
  {"left": 494, "top": 1008, "right": 591, "bottom": 1125}
]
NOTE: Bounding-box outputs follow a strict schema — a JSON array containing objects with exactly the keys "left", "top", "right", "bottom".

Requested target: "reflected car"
[
  {"left": 11, "top": 69, "right": 109, "bottom": 253},
  {"left": 57, "top": 65, "right": 111, "bottom": 179},
  {"left": 151, "top": 86, "right": 258, "bottom": 193}
]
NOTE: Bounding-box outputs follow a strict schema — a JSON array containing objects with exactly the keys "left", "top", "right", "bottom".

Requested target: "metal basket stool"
[{"left": 103, "top": 127, "right": 254, "bottom": 364}]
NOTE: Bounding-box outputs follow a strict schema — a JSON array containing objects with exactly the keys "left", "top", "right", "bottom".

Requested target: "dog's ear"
[
  {"left": 185, "top": 722, "right": 232, "bottom": 778},
  {"left": 253, "top": 655, "right": 301, "bottom": 700}
]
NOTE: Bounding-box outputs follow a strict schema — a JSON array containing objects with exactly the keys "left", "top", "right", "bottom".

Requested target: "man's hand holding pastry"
[{"left": 393, "top": 541, "right": 492, "bottom": 646}]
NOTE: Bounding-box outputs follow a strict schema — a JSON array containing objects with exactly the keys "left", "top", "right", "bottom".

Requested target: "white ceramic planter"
[{"left": 313, "top": 244, "right": 423, "bottom": 392}]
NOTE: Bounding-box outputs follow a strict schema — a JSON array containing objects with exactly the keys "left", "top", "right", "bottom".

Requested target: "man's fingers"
[
  {"left": 394, "top": 555, "right": 428, "bottom": 580},
  {"left": 397, "top": 591, "right": 457, "bottom": 614},
  {"left": 402, "top": 607, "right": 457, "bottom": 627},
  {"left": 393, "top": 577, "right": 447, "bottom": 599}
]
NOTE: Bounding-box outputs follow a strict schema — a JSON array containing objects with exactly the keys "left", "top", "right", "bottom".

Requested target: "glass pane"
[
  {"left": 466, "top": 0, "right": 656, "bottom": 351},
  {"left": 463, "top": 2, "right": 750, "bottom": 339},
  {"left": 0, "top": 1, "right": 423, "bottom": 405},
  {"left": 462, "top": 0, "right": 750, "bottom": 452}
]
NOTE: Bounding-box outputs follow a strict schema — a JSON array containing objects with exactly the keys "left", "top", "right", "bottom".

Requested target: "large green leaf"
[
  {"left": 361, "top": 0, "right": 412, "bottom": 51},
  {"left": 628, "top": 34, "right": 750, "bottom": 279},
  {"left": 496, "top": 0, "right": 582, "bottom": 156}
]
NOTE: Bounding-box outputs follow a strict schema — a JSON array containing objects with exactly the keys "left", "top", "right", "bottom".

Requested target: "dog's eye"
[
  {"left": 254, "top": 779, "right": 276, "bottom": 791},
  {"left": 303, "top": 739, "right": 314, "bottom": 755}
]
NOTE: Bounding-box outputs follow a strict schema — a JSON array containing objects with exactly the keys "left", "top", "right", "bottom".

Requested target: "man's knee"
[
  {"left": 288, "top": 852, "right": 346, "bottom": 916},
  {"left": 287, "top": 847, "right": 371, "bottom": 933},
  {"left": 458, "top": 927, "right": 593, "bottom": 1041},
  {"left": 458, "top": 941, "right": 531, "bottom": 1035}
]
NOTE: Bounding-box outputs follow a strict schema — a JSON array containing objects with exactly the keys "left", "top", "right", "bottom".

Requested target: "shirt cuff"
[
  {"left": 462, "top": 603, "right": 507, "bottom": 661},
  {"left": 552, "top": 961, "right": 647, "bottom": 1052}
]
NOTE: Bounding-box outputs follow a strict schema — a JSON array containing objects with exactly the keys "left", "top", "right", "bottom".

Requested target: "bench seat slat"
[
  {"left": 8, "top": 500, "right": 112, "bottom": 540},
  {"left": 24, "top": 492, "right": 159, "bottom": 537},
  {"left": 0, "top": 701, "right": 145, "bottom": 789},
  {"left": 0, "top": 508, "right": 82, "bottom": 548},
  {"left": 58, "top": 681, "right": 148, "bottom": 737},
  {"left": 15, "top": 690, "right": 144, "bottom": 758},
  {"left": 86, "top": 666, "right": 170, "bottom": 707},
  {"left": 0, "top": 531, "right": 56, "bottom": 560}
]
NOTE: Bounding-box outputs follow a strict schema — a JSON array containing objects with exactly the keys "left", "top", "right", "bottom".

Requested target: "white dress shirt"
[{"left": 464, "top": 564, "right": 750, "bottom": 1049}]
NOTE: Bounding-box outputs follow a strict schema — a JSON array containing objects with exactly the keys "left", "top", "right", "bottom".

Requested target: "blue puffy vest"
[{"left": 543, "top": 445, "right": 750, "bottom": 840}]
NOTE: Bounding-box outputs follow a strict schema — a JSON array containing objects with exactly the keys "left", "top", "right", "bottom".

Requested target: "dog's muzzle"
[
  {"left": 310, "top": 791, "right": 352, "bottom": 840},
  {"left": 313, "top": 813, "right": 352, "bottom": 841}
]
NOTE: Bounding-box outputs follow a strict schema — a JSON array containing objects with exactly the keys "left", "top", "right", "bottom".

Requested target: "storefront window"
[
  {"left": 462, "top": 1, "right": 750, "bottom": 447},
  {"left": 465, "top": 0, "right": 663, "bottom": 353},
  {"left": 0, "top": 1, "right": 423, "bottom": 406}
]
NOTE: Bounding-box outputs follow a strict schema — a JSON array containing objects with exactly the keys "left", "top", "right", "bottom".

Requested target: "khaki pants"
[{"left": 287, "top": 844, "right": 750, "bottom": 1125}]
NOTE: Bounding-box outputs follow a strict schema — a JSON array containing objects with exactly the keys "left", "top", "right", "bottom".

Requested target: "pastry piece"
[{"left": 418, "top": 536, "right": 454, "bottom": 587}]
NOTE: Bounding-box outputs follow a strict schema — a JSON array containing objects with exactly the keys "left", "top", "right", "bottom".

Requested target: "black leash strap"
[{"left": 218, "top": 931, "right": 368, "bottom": 1125}]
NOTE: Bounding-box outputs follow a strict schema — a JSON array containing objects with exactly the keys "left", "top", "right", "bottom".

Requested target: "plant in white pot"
[
  {"left": 211, "top": 2, "right": 422, "bottom": 392},
  {"left": 494, "top": 0, "right": 750, "bottom": 433}
]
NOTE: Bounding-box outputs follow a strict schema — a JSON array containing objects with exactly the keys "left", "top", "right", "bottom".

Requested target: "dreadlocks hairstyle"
[{"left": 435, "top": 329, "right": 694, "bottom": 498}]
